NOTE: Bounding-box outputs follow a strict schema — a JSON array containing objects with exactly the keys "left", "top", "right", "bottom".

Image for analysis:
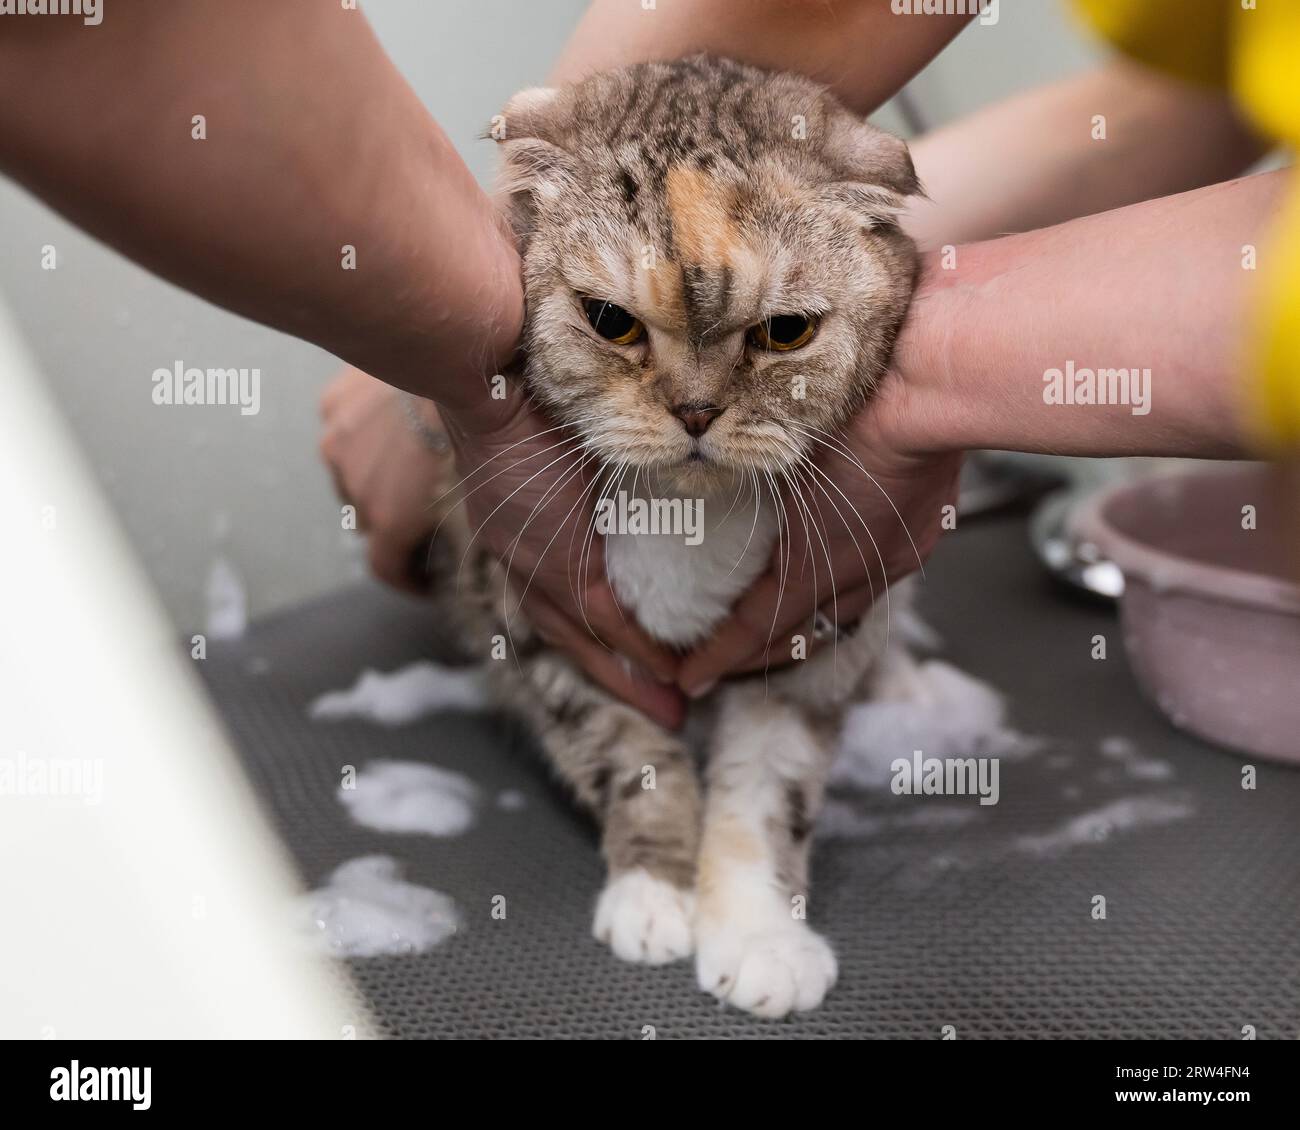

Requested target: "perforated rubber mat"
[{"left": 199, "top": 511, "right": 1300, "bottom": 1039}]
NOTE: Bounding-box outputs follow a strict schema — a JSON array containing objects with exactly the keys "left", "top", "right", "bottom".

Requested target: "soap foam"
[
  {"left": 309, "top": 661, "right": 487, "bottom": 726},
  {"left": 833, "top": 657, "right": 1035, "bottom": 792},
  {"left": 1015, "top": 796, "right": 1194, "bottom": 857},
  {"left": 340, "top": 760, "right": 478, "bottom": 837},
  {"left": 205, "top": 557, "right": 247, "bottom": 641},
  {"left": 297, "top": 855, "right": 459, "bottom": 958},
  {"left": 496, "top": 789, "right": 527, "bottom": 812}
]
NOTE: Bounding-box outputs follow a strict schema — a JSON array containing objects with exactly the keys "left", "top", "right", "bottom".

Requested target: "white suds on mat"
[
  {"left": 832, "top": 656, "right": 1034, "bottom": 792},
  {"left": 205, "top": 557, "right": 247, "bottom": 640},
  {"left": 817, "top": 797, "right": 976, "bottom": 840},
  {"left": 1099, "top": 735, "right": 1139, "bottom": 760},
  {"left": 309, "top": 661, "right": 486, "bottom": 726},
  {"left": 340, "top": 760, "right": 478, "bottom": 837},
  {"left": 1098, "top": 735, "right": 1174, "bottom": 781},
  {"left": 496, "top": 789, "right": 527, "bottom": 812},
  {"left": 1015, "top": 796, "right": 1193, "bottom": 857},
  {"left": 297, "top": 855, "right": 459, "bottom": 958},
  {"left": 1124, "top": 758, "right": 1174, "bottom": 782}
]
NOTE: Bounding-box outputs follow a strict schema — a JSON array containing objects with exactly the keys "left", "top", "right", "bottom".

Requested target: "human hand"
[
  {"left": 676, "top": 376, "right": 963, "bottom": 697},
  {"left": 442, "top": 383, "right": 686, "bottom": 729},
  {"left": 321, "top": 365, "right": 684, "bottom": 728},
  {"left": 319, "top": 366, "right": 452, "bottom": 594}
]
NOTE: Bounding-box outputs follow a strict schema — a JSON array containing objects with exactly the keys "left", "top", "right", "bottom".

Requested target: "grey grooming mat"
[{"left": 198, "top": 510, "right": 1300, "bottom": 1039}]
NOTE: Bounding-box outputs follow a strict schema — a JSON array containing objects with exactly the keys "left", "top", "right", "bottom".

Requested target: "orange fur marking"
[
  {"left": 643, "top": 254, "right": 687, "bottom": 330},
  {"left": 666, "top": 165, "right": 739, "bottom": 268},
  {"left": 695, "top": 816, "right": 766, "bottom": 902}
]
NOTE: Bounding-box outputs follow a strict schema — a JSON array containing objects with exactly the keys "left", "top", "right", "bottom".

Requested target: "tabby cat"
[{"left": 433, "top": 56, "right": 919, "bottom": 1017}]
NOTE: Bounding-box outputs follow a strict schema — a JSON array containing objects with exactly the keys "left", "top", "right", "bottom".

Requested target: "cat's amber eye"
[
  {"left": 581, "top": 298, "right": 646, "bottom": 346},
  {"left": 748, "top": 314, "right": 818, "bottom": 352}
]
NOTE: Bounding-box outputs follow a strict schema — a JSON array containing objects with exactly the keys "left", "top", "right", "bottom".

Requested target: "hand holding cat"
[
  {"left": 442, "top": 382, "right": 688, "bottom": 729},
  {"left": 676, "top": 375, "right": 962, "bottom": 696},
  {"left": 319, "top": 368, "right": 453, "bottom": 595},
  {"left": 321, "top": 366, "right": 687, "bottom": 730}
]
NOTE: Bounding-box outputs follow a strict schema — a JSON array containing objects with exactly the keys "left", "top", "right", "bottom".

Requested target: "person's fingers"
[
  {"left": 321, "top": 453, "right": 352, "bottom": 509},
  {"left": 367, "top": 532, "right": 428, "bottom": 596},
  {"left": 318, "top": 380, "right": 342, "bottom": 421},
  {"left": 675, "top": 561, "right": 828, "bottom": 697},
  {"left": 728, "top": 582, "right": 878, "bottom": 675},
  {"left": 407, "top": 535, "right": 440, "bottom": 589},
  {"left": 677, "top": 470, "right": 913, "bottom": 694},
  {"left": 461, "top": 478, "right": 678, "bottom": 682},
  {"left": 523, "top": 592, "right": 686, "bottom": 731},
  {"left": 319, "top": 365, "right": 365, "bottom": 419},
  {"left": 319, "top": 415, "right": 366, "bottom": 512},
  {"left": 570, "top": 579, "right": 680, "bottom": 686},
  {"left": 448, "top": 394, "right": 682, "bottom": 696}
]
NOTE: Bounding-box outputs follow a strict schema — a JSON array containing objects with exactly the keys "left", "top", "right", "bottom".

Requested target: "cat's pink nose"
[{"left": 671, "top": 403, "right": 725, "bottom": 438}]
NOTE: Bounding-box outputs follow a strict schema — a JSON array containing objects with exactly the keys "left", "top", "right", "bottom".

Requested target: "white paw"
[
  {"left": 593, "top": 869, "right": 695, "bottom": 965},
  {"left": 696, "top": 920, "right": 837, "bottom": 1018}
]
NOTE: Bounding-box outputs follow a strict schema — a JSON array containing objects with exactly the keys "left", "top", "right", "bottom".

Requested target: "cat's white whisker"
[
  {"left": 798, "top": 456, "right": 889, "bottom": 618},
  {"left": 575, "top": 457, "right": 629, "bottom": 640},
  {"left": 782, "top": 452, "right": 840, "bottom": 672},
  {"left": 786, "top": 420, "right": 927, "bottom": 580},
  {"left": 501, "top": 444, "right": 597, "bottom": 583},
  {"left": 455, "top": 440, "right": 597, "bottom": 589},
  {"left": 798, "top": 455, "right": 887, "bottom": 659},
  {"left": 565, "top": 456, "right": 618, "bottom": 612},
  {"left": 594, "top": 458, "right": 638, "bottom": 633},
  {"left": 426, "top": 416, "right": 595, "bottom": 515},
  {"left": 759, "top": 467, "right": 794, "bottom": 678},
  {"left": 427, "top": 427, "right": 596, "bottom": 557},
  {"left": 725, "top": 467, "right": 765, "bottom": 580},
  {"left": 765, "top": 456, "right": 824, "bottom": 682},
  {"left": 504, "top": 450, "right": 602, "bottom": 647}
]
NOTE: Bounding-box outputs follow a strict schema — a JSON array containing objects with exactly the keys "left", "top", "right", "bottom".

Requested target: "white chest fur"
[{"left": 604, "top": 476, "right": 778, "bottom": 649}]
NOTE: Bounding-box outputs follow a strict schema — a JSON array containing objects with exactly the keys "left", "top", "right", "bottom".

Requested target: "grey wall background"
[{"left": 0, "top": 1, "right": 1102, "bottom": 631}]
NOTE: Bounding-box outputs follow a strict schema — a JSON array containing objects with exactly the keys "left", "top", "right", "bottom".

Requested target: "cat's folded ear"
[
  {"left": 493, "top": 87, "right": 565, "bottom": 144},
  {"left": 817, "top": 183, "right": 911, "bottom": 231},
  {"left": 824, "top": 109, "right": 920, "bottom": 197},
  {"left": 819, "top": 108, "right": 921, "bottom": 230},
  {"left": 490, "top": 87, "right": 578, "bottom": 241}
]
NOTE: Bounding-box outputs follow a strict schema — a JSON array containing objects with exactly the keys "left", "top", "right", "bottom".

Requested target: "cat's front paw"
[
  {"left": 696, "top": 919, "right": 837, "bottom": 1018},
  {"left": 593, "top": 869, "right": 695, "bottom": 965}
]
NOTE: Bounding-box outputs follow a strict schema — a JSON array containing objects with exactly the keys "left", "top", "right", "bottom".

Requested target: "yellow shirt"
[{"left": 1073, "top": 0, "right": 1300, "bottom": 449}]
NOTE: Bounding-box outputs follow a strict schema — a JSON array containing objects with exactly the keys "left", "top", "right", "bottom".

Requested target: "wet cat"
[{"left": 434, "top": 56, "right": 919, "bottom": 1017}]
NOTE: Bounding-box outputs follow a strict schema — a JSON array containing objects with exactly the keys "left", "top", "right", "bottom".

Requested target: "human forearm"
[
  {"left": 905, "top": 59, "right": 1268, "bottom": 250},
  {"left": 883, "top": 170, "right": 1289, "bottom": 459},
  {"left": 0, "top": 0, "right": 522, "bottom": 409},
  {"left": 550, "top": 0, "right": 969, "bottom": 115}
]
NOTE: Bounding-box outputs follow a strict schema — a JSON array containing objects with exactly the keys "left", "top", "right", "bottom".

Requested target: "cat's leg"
[
  {"left": 694, "top": 684, "right": 838, "bottom": 1017},
  {"left": 501, "top": 652, "right": 702, "bottom": 965}
]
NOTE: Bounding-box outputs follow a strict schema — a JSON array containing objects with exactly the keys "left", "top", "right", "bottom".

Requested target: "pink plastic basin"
[{"left": 1071, "top": 464, "right": 1300, "bottom": 763}]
